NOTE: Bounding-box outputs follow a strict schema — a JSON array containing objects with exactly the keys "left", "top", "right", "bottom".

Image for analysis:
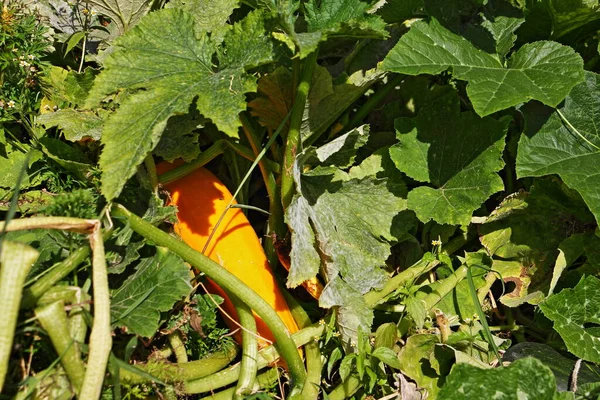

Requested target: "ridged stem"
[
  {"left": 79, "top": 224, "right": 112, "bottom": 400},
  {"left": 158, "top": 140, "right": 280, "bottom": 185},
  {"left": 184, "top": 324, "right": 325, "bottom": 394},
  {"left": 119, "top": 343, "right": 238, "bottom": 384},
  {"left": 21, "top": 245, "right": 90, "bottom": 309},
  {"left": 200, "top": 368, "right": 280, "bottom": 400},
  {"left": 0, "top": 241, "right": 39, "bottom": 389},
  {"left": 281, "top": 50, "right": 319, "bottom": 209},
  {"left": 231, "top": 294, "right": 258, "bottom": 399},
  {"left": 36, "top": 301, "right": 86, "bottom": 393},
  {"left": 168, "top": 331, "right": 188, "bottom": 364},
  {"left": 283, "top": 291, "right": 321, "bottom": 400}
]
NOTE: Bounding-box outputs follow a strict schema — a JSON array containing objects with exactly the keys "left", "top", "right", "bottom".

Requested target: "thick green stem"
[
  {"left": 144, "top": 154, "right": 159, "bottom": 192},
  {"left": 0, "top": 241, "right": 39, "bottom": 389},
  {"left": 159, "top": 140, "right": 227, "bottom": 184},
  {"left": 327, "top": 373, "right": 361, "bottom": 400},
  {"left": 119, "top": 343, "right": 238, "bottom": 384},
  {"left": 363, "top": 232, "right": 472, "bottom": 307},
  {"left": 69, "top": 289, "right": 90, "bottom": 345},
  {"left": 185, "top": 324, "right": 325, "bottom": 394},
  {"left": 364, "top": 253, "right": 438, "bottom": 307},
  {"left": 168, "top": 331, "right": 188, "bottom": 364},
  {"left": 346, "top": 74, "right": 405, "bottom": 131},
  {"left": 36, "top": 301, "right": 86, "bottom": 393},
  {"left": 21, "top": 245, "right": 90, "bottom": 309},
  {"left": 281, "top": 50, "right": 319, "bottom": 209},
  {"left": 231, "top": 294, "right": 258, "bottom": 399},
  {"left": 80, "top": 225, "right": 112, "bottom": 400},
  {"left": 422, "top": 265, "right": 468, "bottom": 311},
  {"left": 112, "top": 204, "right": 307, "bottom": 395},
  {"left": 283, "top": 291, "right": 321, "bottom": 400},
  {"left": 201, "top": 368, "right": 280, "bottom": 400}
]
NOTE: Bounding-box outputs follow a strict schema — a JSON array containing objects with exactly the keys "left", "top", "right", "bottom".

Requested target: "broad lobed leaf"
[
  {"left": 382, "top": 18, "right": 584, "bottom": 116},
  {"left": 390, "top": 92, "right": 510, "bottom": 225},
  {"left": 86, "top": 8, "right": 275, "bottom": 200}
]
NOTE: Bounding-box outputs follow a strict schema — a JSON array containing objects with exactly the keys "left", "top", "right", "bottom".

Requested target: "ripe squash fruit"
[{"left": 157, "top": 161, "right": 299, "bottom": 348}]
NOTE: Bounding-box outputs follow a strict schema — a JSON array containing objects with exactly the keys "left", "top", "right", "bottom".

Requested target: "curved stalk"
[
  {"left": 364, "top": 254, "right": 438, "bottom": 307},
  {"left": 201, "top": 368, "right": 280, "bottom": 400},
  {"left": 184, "top": 324, "right": 325, "bottom": 394},
  {"left": 21, "top": 245, "right": 90, "bottom": 309},
  {"left": 0, "top": 216, "right": 97, "bottom": 233},
  {"left": 231, "top": 294, "right": 258, "bottom": 399},
  {"left": 36, "top": 301, "right": 86, "bottom": 393},
  {"left": 0, "top": 241, "right": 39, "bottom": 389},
  {"left": 327, "top": 373, "right": 361, "bottom": 400},
  {"left": 111, "top": 204, "right": 307, "bottom": 395},
  {"left": 158, "top": 140, "right": 280, "bottom": 185},
  {"left": 283, "top": 291, "right": 322, "bottom": 400},
  {"left": 168, "top": 331, "right": 188, "bottom": 364},
  {"left": 119, "top": 343, "right": 238, "bottom": 384},
  {"left": 79, "top": 224, "right": 112, "bottom": 400}
]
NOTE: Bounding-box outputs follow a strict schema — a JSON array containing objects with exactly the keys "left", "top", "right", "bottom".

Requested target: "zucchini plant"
[{"left": 1, "top": 0, "right": 600, "bottom": 399}]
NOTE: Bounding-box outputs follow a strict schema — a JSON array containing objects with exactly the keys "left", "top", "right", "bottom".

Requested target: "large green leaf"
[
  {"left": 438, "top": 358, "right": 557, "bottom": 399},
  {"left": 41, "top": 67, "right": 98, "bottom": 107},
  {"left": 382, "top": 18, "right": 584, "bottom": 116},
  {"left": 86, "top": 9, "right": 274, "bottom": 200},
  {"left": 517, "top": 71, "right": 600, "bottom": 225},
  {"left": 539, "top": 275, "right": 600, "bottom": 363},
  {"left": 0, "top": 136, "right": 43, "bottom": 192},
  {"left": 390, "top": 93, "right": 510, "bottom": 225},
  {"left": 111, "top": 247, "right": 192, "bottom": 337}
]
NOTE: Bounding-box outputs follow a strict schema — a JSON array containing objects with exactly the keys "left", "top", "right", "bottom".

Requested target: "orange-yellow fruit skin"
[{"left": 158, "top": 162, "right": 299, "bottom": 347}]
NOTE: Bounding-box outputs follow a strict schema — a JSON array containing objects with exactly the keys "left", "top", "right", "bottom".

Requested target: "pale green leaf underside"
[
  {"left": 287, "top": 135, "right": 408, "bottom": 344},
  {"left": 382, "top": 18, "right": 584, "bottom": 116},
  {"left": 390, "top": 94, "right": 510, "bottom": 225},
  {"left": 287, "top": 177, "right": 402, "bottom": 291},
  {"left": 111, "top": 248, "right": 192, "bottom": 338},
  {"left": 295, "top": 0, "right": 388, "bottom": 57},
  {"left": 517, "top": 72, "right": 600, "bottom": 225},
  {"left": 87, "top": 0, "right": 152, "bottom": 35},
  {"left": 165, "top": 0, "right": 239, "bottom": 41},
  {"left": 539, "top": 275, "right": 600, "bottom": 363},
  {"left": 87, "top": 9, "right": 272, "bottom": 200},
  {"left": 37, "top": 110, "right": 103, "bottom": 142}
]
